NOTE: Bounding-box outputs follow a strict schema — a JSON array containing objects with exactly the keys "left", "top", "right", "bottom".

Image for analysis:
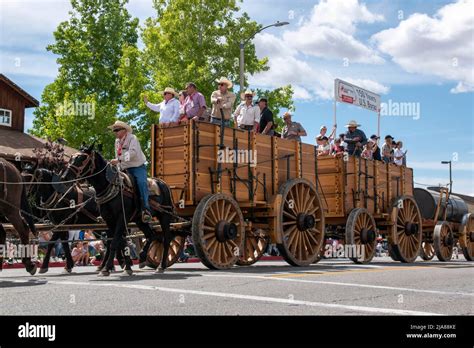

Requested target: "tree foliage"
[{"left": 32, "top": 0, "right": 295, "bottom": 163}]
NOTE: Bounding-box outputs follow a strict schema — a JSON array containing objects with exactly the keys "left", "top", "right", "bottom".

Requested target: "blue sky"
[{"left": 1, "top": 0, "right": 473, "bottom": 194}]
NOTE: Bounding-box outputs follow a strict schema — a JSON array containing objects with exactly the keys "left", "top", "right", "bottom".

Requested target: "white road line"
[
  {"left": 4, "top": 278, "right": 440, "bottom": 316},
  {"left": 196, "top": 273, "right": 474, "bottom": 297}
]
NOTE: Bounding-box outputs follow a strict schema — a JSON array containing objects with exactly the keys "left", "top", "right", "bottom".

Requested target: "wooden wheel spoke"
[{"left": 283, "top": 210, "right": 296, "bottom": 219}]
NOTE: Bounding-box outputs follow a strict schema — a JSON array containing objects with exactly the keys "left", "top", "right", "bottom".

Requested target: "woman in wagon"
[
  {"left": 332, "top": 137, "right": 345, "bottom": 157},
  {"left": 281, "top": 112, "right": 307, "bottom": 141},
  {"left": 210, "top": 77, "right": 236, "bottom": 127},
  {"left": 381, "top": 135, "right": 394, "bottom": 163},
  {"left": 108, "top": 120, "right": 152, "bottom": 223},
  {"left": 316, "top": 124, "right": 336, "bottom": 145},
  {"left": 361, "top": 140, "right": 374, "bottom": 160},
  {"left": 343, "top": 120, "right": 367, "bottom": 157},
  {"left": 370, "top": 134, "right": 382, "bottom": 161},
  {"left": 233, "top": 89, "right": 260, "bottom": 131},
  {"left": 143, "top": 87, "right": 180, "bottom": 127},
  {"left": 317, "top": 136, "right": 331, "bottom": 156}
]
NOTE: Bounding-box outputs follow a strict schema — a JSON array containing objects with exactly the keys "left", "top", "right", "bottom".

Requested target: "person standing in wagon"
[
  {"left": 143, "top": 87, "right": 180, "bottom": 127},
  {"left": 210, "top": 77, "right": 236, "bottom": 127}
]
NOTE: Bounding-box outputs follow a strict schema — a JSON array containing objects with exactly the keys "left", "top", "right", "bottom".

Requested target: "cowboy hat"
[
  {"left": 283, "top": 111, "right": 292, "bottom": 119},
  {"left": 108, "top": 120, "right": 132, "bottom": 133},
  {"left": 215, "top": 77, "right": 233, "bottom": 89},
  {"left": 345, "top": 120, "right": 361, "bottom": 128},
  {"left": 240, "top": 89, "right": 256, "bottom": 100},
  {"left": 158, "top": 87, "right": 178, "bottom": 97}
]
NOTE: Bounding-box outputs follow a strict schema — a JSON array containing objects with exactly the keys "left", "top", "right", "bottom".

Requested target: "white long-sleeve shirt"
[
  {"left": 146, "top": 98, "right": 180, "bottom": 123},
  {"left": 233, "top": 102, "right": 260, "bottom": 127}
]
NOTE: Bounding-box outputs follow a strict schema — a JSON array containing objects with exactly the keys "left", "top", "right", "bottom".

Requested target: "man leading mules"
[{"left": 108, "top": 120, "right": 152, "bottom": 223}]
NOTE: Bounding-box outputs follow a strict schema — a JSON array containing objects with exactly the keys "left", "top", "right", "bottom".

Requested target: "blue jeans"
[
  {"left": 127, "top": 165, "right": 150, "bottom": 211},
  {"left": 211, "top": 117, "right": 230, "bottom": 127}
]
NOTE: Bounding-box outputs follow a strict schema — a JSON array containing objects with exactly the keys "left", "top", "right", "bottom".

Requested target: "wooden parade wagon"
[{"left": 150, "top": 121, "right": 430, "bottom": 269}]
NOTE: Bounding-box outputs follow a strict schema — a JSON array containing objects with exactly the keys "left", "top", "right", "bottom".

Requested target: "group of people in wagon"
[{"left": 108, "top": 77, "right": 407, "bottom": 222}]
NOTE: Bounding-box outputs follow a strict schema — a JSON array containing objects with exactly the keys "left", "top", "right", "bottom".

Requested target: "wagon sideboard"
[{"left": 151, "top": 121, "right": 413, "bottom": 221}]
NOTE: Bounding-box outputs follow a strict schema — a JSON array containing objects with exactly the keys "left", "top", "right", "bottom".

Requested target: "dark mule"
[
  {"left": 0, "top": 158, "right": 37, "bottom": 274},
  {"left": 29, "top": 168, "right": 102, "bottom": 274},
  {"left": 60, "top": 144, "right": 175, "bottom": 276}
]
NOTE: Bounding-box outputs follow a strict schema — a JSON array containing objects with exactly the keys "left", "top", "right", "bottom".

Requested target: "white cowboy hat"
[
  {"left": 108, "top": 120, "right": 132, "bottom": 133},
  {"left": 158, "top": 87, "right": 178, "bottom": 97},
  {"left": 215, "top": 77, "right": 233, "bottom": 89},
  {"left": 345, "top": 120, "right": 361, "bottom": 128},
  {"left": 240, "top": 89, "right": 256, "bottom": 100}
]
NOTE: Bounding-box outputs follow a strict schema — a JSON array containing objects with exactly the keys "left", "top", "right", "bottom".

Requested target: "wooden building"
[{"left": 0, "top": 74, "right": 75, "bottom": 166}]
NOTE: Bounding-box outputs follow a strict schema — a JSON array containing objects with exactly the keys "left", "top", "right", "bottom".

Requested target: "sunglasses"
[
  {"left": 245, "top": 95, "right": 253, "bottom": 99},
  {"left": 113, "top": 128, "right": 125, "bottom": 132},
  {"left": 219, "top": 83, "right": 226, "bottom": 86}
]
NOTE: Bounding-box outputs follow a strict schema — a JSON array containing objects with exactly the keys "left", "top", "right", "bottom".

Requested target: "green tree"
[
  {"left": 119, "top": 0, "right": 294, "bottom": 157},
  {"left": 31, "top": 0, "right": 139, "bottom": 158}
]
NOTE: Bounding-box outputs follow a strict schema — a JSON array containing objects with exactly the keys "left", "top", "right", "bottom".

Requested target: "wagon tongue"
[{"left": 215, "top": 220, "right": 238, "bottom": 242}]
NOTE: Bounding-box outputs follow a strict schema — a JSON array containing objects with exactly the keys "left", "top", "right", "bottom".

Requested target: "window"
[{"left": 0, "top": 108, "right": 12, "bottom": 127}]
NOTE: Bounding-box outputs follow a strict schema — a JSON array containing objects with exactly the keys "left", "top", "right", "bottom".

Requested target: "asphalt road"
[{"left": 0, "top": 256, "right": 472, "bottom": 316}]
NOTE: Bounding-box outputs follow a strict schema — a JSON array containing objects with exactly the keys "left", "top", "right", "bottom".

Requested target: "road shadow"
[{"left": 0, "top": 279, "right": 47, "bottom": 288}]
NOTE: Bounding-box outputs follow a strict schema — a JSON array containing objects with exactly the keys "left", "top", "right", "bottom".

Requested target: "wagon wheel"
[
  {"left": 389, "top": 196, "right": 422, "bottom": 263},
  {"left": 433, "top": 221, "right": 454, "bottom": 262},
  {"left": 419, "top": 242, "right": 435, "bottom": 261},
  {"left": 459, "top": 213, "right": 474, "bottom": 261},
  {"left": 345, "top": 208, "right": 377, "bottom": 264},
  {"left": 388, "top": 244, "right": 399, "bottom": 262},
  {"left": 192, "top": 194, "right": 244, "bottom": 270},
  {"left": 146, "top": 235, "right": 185, "bottom": 268},
  {"left": 236, "top": 229, "right": 268, "bottom": 266},
  {"left": 277, "top": 178, "right": 325, "bottom": 266}
]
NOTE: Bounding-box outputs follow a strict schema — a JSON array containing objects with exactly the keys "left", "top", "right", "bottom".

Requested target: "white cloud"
[
  {"left": 282, "top": 0, "right": 384, "bottom": 64},
  {"left": 372, "top": 0, "right": 474, "bottom": 93},
  {"left": 311, "top": 0, "right": 384, "bottom": 35}
]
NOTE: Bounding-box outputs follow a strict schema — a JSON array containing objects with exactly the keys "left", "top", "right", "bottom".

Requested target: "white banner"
[{"left": 335, "top": 79, "right": 381, "bottom": 113}]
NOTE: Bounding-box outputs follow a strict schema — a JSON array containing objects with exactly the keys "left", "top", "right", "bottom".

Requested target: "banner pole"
[{"left": 377, "top": 111, "right": 380, "bottom": 138}]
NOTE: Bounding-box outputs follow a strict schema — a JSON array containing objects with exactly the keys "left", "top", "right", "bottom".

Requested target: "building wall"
[{"left": 0, "top": 80, "right": 26, "bottom": 132}]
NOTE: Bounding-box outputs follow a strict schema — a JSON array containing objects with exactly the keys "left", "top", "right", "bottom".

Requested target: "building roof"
[
  {"left": 0, "top": 74, "right": 39, "bottom": 108},
  {"left": 0, "top": 128, "right": 76, "bottom": 162}
]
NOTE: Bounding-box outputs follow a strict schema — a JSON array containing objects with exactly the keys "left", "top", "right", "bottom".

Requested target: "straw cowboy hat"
[
  {"left": 240, "top": 89, "right": 256, "bottom": 100},
  {"left": 345, "top": 120, "right": 361, "bottom": 128},
  {"left": 158, "top": 87, "right": 178, "bottom": 97},
  {"left": 283, "top": 111, "right": 292, "bottom": 119},
  {"left": 108, "top": 120, "right": 132, "bottom": 133},
  {"left": 215, "top": 77, "right": 233, "bottom": 89}
]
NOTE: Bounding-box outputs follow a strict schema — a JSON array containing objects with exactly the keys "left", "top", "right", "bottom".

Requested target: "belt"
[{"left": 239, "top": 125, "right": 254, "bottom": 130}]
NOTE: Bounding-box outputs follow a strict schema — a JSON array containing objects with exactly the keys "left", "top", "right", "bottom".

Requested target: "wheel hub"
[
  {"left": 404, "top": 222, "right": 418, "bottom": 236},
  {"left": 444, "top": 234, "right": 454, "bottom": 246},
  {"left": 215, "top": 220, "right": 237, "bottom": 242},
  {"left": 360, "top": 228, "right": 376, "bottom": 244},
  {"left": 297, "top": 213, "right": 315, "bottom": 231},
  {"left": 469, "top": 232, "right": 474, "bottom": 242}
]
